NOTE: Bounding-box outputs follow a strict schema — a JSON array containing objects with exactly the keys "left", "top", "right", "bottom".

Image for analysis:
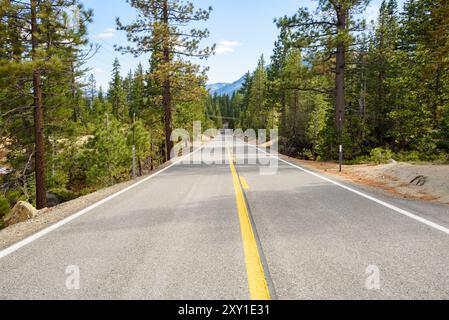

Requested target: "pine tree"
[
  {"left": 276, "top": 0, "right": 369, "bottom": 133},
  {"left": 247, "top": 55, "right": 268, "bottom": 130},
  {"left": 130, "top": 63, "right": 145, "bottom": 118},
  {"left": 116, "top": 0, "right": 214, "bottom": 160},
  {"left": 365, "top": 0, "right": 399, "bottom": 145},
  {"left": 88, "top": 116, "right": 130, "bottom": 186},
  {"left": 87, "top": 74, "right": 97, "bottom": 109},
  {"left": 0, "top": 0, "right": 92, "bottom": 208},
  {"left": 108, "top": 58, "right": 127, "bottom": 120}
]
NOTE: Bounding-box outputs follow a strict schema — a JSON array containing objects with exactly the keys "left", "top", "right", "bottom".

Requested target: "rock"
[
  {"left": 410, "top": 175, "right": 427, "bottom": 187},
  {"left": 388, "top": 159, "right": 397, "bottom": 165},
  {"left": 46, "top": 192, "right": 60, "bottom": 208},
  {"left": 4, "top": 201, "right": 38, "bottom": 227}
]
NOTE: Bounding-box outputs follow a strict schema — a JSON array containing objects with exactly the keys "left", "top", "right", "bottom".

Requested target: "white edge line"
[
  {"left": 0, "top": 145, "right": 206, "bottom": 259},
  {"left": 251, "top": 144, "right": 449, "bottom": 236}
]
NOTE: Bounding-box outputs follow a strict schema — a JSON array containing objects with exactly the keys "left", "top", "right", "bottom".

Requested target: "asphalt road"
[{"left": 1, "top": 135, "right": 449, "bottom": 300}]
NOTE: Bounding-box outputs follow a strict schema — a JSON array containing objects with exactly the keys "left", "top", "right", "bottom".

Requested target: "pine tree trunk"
[
  {"left": 280, "top": 91, "right": 287, "bottom": 137},
  {"left": 31, "top": 0, "right": 46, "bottom": 209},
  {"left": 163, "top": 77, "right": 173, "bottom": 161},
  {"left": 335, "top": 6, "right": 346, "bottom": 133},
  {"left": 150, "top": 139, "right": 155, "bottom": 171},
  {"left": 433, "top": 64, "right": 441, "bottom": 124},
  {"left": 162, "top": 0, "right": 173, "bottom": 161},
  {"left": 71, "top": 61, "right": 79, "bottom": 122},
  {"left": 377, "top": 69, "right": 385, "bottom": 144},
  {"left": 138, "top": 158, "right": 143, "bottom": 176}
]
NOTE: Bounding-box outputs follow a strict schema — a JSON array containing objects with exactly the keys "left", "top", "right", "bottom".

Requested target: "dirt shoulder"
[
  {"left": 0, "top": 160, "right": 174, "bottom": 251},
  {"left": 283, "top": 156, "right": 449, "bottom": 205}
]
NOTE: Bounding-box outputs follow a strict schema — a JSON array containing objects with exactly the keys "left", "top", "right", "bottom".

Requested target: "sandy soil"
[{"left": 288, "top": 158, "right": 449, "bottom": 205}]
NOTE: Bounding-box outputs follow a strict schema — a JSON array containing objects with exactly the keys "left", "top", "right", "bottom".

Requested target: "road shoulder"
[{"left": 282, "top": 156, "right": 449, "bottom": 206}]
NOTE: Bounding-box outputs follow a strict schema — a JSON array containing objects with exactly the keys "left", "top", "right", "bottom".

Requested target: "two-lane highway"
[{"left": 1, "top": 135, "right": 449, "bottom": 299}]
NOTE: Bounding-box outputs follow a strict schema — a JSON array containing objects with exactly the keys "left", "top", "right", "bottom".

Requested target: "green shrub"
[
  {"left": 395, "top": 151, "right": 422, "bottom": 162},
  {"left": 345, "top": 155, "right": 371, "bottom": 165},
  {"left": 78, "top": 186, "right": 99, "bottom": 197},
  {"left": 5, "top": 188, "right": 26, "bottom": 206},
  {"left": 46, "top": 170, "right": 69, "bottom": 190},
  {"left": 395, "top": 151, "right": 449, "bottom": 164},
  {"left": 0, "top": 194, "right": 11, "bottom": 221},
  {"left": 433, "top": 153, "right": 449, "bottom": 164},
  {"left": 369, "top": 147, "right": 393, "bottom": 164},
  {"left": 48, "top": 188, "right": 77, "bottom": 203}
]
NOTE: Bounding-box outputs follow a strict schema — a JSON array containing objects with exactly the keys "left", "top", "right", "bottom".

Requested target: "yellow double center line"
[{"left": 227, "top": 148, "right": 271, "bottom": 300}]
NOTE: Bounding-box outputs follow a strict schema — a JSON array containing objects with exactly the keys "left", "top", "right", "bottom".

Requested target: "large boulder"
[{"left": 4, "top": 201, "right": 38, "bottom": 227}]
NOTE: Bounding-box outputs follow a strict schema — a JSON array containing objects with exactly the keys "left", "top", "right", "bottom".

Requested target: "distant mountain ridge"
[
  {"left": 206, "top": 75, "right": 245, "bottom": 96},
  {"left": 205, "top": 83, "right": 228, "bottom": 93}
]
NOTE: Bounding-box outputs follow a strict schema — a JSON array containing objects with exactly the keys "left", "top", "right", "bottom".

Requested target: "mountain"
[
  {"left": 205, "top": 83, "right": 228, "bottom": 94},
  {"left": 206, "top": 75, "right": 245, "bottom": 96}
]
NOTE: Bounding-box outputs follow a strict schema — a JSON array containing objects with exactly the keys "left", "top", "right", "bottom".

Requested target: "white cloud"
[
  {"left": 92, "top": 28, "right": 116, "bottom": 40},
  {"left": 215, "top": 40, "right": 240, "bottom": 55}
]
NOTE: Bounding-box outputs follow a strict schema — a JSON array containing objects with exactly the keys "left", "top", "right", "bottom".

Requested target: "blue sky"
[{"left": 81, "top": 0, "right": 404, "bottom": 89}]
